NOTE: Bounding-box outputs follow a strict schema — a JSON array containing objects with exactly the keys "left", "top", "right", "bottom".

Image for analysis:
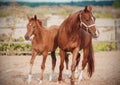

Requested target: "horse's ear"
[
  {"left": 84, "top": 5, "right": 92, "bottom": 12},
  {"left": 84, "top": 6, "right": 88, "bottom": 12},
  {"left": 88, "top": 5, "right": 92, "bottom": 12},
  {"left": 34, "top": 15, "right": 37, "bottom": 20}
]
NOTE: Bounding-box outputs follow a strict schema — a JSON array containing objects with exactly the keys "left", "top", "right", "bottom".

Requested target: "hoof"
[
  {"left": 39, "top": 80, "right": 43, "bottom": 84},
  {"left": 49, "top": 77, "right": 52, "bottom": 81},
  {"left": 49, "top": 74, "right": 53, "bottom": 81},
  {"left": 74, "top": 71, "right": 79, "bottom": 79},
  {"left": 71, "top": 80, "right": 75, "bottom": 85},
  {"left": 49, "top": 70, "right": 54, "bottom": 81},
  {"left": 77, "top": 70, "right": 83, "bottom": 84},
  {"left": 27, "top": 74, "right": 32, "bottom": 84},
  {"left": 27, "top": 79, "right": 31, "bottom": 84},
  {"left": 66, "top": 70, "right": 71, "bottom": 78},
  {"left": 57, "top": 80, "right": 62, "bottom": 84},
  {"left": 57, "top": 81, "right": 59, "bottom": 84}
]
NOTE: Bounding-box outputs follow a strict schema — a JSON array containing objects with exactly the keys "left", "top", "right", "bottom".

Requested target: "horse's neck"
[{"left": 80, "top": 29, "right": 92, "bottom": 48}]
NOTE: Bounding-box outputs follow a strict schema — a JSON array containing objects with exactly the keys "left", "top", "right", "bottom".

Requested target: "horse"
[
  {"left": 57, "top": 5, "right": 99, "bottom": 85},
  {"left": 24, "top": 15, "right": 59, "bottom": 84}
]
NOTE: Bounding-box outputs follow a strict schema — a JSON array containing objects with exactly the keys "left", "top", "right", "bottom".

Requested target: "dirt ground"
[{"left": 0, "top": 51, "right": 120, "bottom": 85}]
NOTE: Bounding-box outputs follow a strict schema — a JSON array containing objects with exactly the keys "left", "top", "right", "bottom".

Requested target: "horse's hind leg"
[
  {"left": 27, "top": 50, "right": 37, "bottom": 83},
  {"left": 76, "top": 53, "right": 81, "bottom": 68},
  {"left": 49, "top": 51, "right": 56, "bottom": 81},
  {"left": 39, "top": 52, "right": 47, "bottom": 84},
  {"left": 65, "top": 53, "right": 69, "bottom": 70}
]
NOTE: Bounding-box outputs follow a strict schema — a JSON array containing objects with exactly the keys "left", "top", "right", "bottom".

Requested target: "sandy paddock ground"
[{"left": 0, "top": 51, "right": 120, "bottom": 85}]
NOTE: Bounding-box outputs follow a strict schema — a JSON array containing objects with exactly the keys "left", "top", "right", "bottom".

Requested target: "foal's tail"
[{"left": 87, "top": 41, "right": 94, "bottom": 77}]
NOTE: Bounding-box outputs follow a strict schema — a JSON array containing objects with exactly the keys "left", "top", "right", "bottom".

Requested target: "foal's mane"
[
  {"left": 61, "top": 11, "right": 81, "bottom": 34},
  {"left": 30, "top": 17, "right": 44, "bottom": 28}
]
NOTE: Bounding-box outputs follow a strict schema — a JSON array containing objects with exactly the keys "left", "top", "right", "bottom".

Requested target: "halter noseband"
[{"left": 79, "top": 11, "right": 95, "bottom": 31}]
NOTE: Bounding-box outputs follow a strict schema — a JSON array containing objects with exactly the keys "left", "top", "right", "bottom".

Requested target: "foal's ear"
[
  {"left": 27, "top": 15, "right": 30, "bottom": 21},
  {"left": 34, "top": 15, "right": 37, "bottom": 20}
]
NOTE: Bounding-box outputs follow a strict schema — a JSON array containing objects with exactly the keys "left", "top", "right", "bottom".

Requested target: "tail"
[{"left": 87, "top": 41, "right": 94, "bottom": 77}]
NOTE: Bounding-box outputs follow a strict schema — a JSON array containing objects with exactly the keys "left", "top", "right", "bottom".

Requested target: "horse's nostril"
[{"left": 25, "top": 36, "right": 29, "bottom": 40}]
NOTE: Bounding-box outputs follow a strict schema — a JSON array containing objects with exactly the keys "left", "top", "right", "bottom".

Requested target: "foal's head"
[
  {"left": 24, "top": 15, "right": 42, "bottom": 40},
  {"left": 79, "top": 5, "right": 99, "bottom": 38}
]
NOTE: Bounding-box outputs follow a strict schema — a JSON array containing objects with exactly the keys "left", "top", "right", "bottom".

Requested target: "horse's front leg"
[
  {"left": 65, "top": 53, "right": 81, "bottom": 79},
  {"left": 58, "top": 49, "right": 65, "bottom": 83},
  {"left": 39, "top": 51, "right": 47, "bottom": 84},
  {"left": 71, "top": 48, "right": 79, "bottom": 85},
  {"left": 27, "top": 50, "right": 37, "bottom": 83},
  {"left": 78, "top": 48, "right": 89, "bottom": 83}
]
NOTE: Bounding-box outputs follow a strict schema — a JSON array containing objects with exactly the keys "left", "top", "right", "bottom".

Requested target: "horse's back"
[
  {"left": 49, "top": 25, "right": 59, "bottom": 31},
  {"left": 42, "top": 25, "right": 59, "bottom": 51}
]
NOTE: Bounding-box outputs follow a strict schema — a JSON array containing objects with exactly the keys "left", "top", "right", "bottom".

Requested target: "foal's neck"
[{"left": 34, "top": 26, "right": 43, "bottom": 43}]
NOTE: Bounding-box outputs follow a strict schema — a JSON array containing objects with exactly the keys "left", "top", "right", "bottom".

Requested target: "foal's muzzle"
[{"left": 24, "top": 36, "right": 30, "bottom": 40}]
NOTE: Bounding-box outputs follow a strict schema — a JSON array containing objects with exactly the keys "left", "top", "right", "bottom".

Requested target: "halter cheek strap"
[{"left": 79, "top": 11, "right": 96, "bottom": 31}]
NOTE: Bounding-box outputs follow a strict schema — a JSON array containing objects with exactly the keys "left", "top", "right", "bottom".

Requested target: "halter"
[{"left": 79, "top": 11, "right": 96, "bottom": 31}]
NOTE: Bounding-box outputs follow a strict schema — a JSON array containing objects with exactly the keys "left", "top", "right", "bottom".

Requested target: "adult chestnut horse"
[
  {"left": 24, "top": 15, "right": 59, "bottom": 84},
  {"left": 57, "top": 5, "right": 99, "bottom": 85}
]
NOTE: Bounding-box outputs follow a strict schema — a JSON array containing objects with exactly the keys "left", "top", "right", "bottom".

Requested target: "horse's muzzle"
[{"left": 92, "top": 29, "right": 100, "bottom": 38}]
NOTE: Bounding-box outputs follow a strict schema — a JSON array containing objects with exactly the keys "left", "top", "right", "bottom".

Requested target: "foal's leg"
[
  {"left": 28, "top": 50, "right": 37, "bottom": 83},
  {"left": 78, "top": 48, "right": 89, "bottom": 83},
  {"left": 49, "top": 51, "right": 56, "bottom": 81},
  {"left": 39, "top": 51, "right": 48, "bottom": 84},
  {"left": 58, "top": 49, "right": 65, "bottom": 83}
]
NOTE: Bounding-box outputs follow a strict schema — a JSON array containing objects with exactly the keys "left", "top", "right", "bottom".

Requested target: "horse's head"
[
  {"left": 79, "top": 5, "right": 99, "bottom": 38},
  {"left": 24, "top": 15, "right": 42, "bottom": 40}
]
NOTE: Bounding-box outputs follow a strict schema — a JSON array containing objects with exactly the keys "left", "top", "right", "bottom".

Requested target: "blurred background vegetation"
[{"left": 0, "top": 0, "right": 119, "bottom": 55}]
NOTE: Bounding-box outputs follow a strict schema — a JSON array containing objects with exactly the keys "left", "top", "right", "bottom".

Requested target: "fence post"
[{"left": 115, "top": 19, "right": 120, "bottom": 50}]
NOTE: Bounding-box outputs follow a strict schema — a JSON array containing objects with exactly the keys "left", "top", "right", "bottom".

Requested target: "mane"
[
  {"left": 37, "top": 19, "right": 44, "bottom": 27},
  {"left": 29, "top": 17, "right": 44, "bottom": 29},
  {"left": 60, "top": 11, "right": 81, "bottom": 35},
  {"left": 36, "top": 19, "right": 46, "bottom": 30}
]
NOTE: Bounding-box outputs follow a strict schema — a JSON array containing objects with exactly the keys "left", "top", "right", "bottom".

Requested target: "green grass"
[
  {"left": 93, "top": 42, "right": 116, "bottom": 51},
  {"left": 95, "top": 13, "right": 114, "bottom": 18},
  {"left": 0, "top": 12, "right": 10, "bottom": 17}
]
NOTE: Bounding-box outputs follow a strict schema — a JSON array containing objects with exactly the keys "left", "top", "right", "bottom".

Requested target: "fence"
[
  {"left": 115, "top": 19, "right": 120, "bottom": 50},
  {"left": 0, "top": 19, "right": 120, "bottom": 55}
]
